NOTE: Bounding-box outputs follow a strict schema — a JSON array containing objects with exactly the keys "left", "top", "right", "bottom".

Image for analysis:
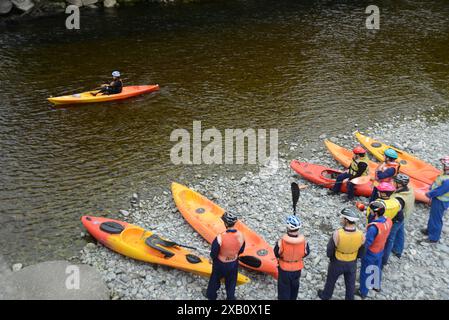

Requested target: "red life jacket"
[
  {"left": 217, "top": 231, "right": 244, "bottom": 263},
  {"left": 367, "top": 218, "right": 393, "bottom": 253},
  {"left": 378, "top": 162, "right": 400, "bottom": 183},
  {"left": 278, "top": 234, "right": 306, "bottom": 271}
]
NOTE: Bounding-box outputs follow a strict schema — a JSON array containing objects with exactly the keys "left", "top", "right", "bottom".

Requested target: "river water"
[{"left": 1, "top": 0, "right": 448, "bottom": 265}]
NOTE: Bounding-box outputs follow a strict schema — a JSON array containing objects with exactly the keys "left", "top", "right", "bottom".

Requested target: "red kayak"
[{"left": 290, "top": 160, "right": 373, "bottom": 197}]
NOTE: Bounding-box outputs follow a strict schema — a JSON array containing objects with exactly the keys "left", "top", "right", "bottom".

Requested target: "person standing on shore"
[
  {"left": 382, "top": 174, "right": 415, "bottom": 265},
  {"left": 422, "top": 156, "right": 449, "bottom": 243},
  {"left": 206, "top": 212, "right": 245, "bottom": 300},
  {"left": 274, "top": 215, "right": 310, "bottom": 300},
  {"left": 318, "top": 208, "right": 365, "bottom": 300},
  {"left": 329, "top": 146, "right": 369, "bottom": 201},
  {"left": 369, "top": 148, "right": 400, "bottom": 202},
  {"left": 357, "top": 201, "right": 392, "bottom": 299}
]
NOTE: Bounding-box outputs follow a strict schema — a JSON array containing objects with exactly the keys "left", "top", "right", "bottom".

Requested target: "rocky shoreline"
[{"left": 76, "top": 110, "right": 449, "bottom": 300}]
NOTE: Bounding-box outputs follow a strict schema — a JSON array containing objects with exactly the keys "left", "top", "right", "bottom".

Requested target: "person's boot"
[
  {"left": 355, "top": 289, "right": 367, "bottom": 299},
  {"left": 317, "top": 289, "right": 328, "bottom": 300},
  {"left": 420, "top": 228, "right": 428, "bottom": 235}
]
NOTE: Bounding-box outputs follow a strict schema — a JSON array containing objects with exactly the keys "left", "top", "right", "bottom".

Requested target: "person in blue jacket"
[
  {"left": 205, "top": 212, "right": 245, "bottom": 300},
  {"left": 369, "top": 148, "right": 400, "bottom": 202},
  {"left": 357, "top": 202, "right": 392, "bottom": 299},
  {"left": 421, "top": 156, "right": 449, "bottom": 243}
]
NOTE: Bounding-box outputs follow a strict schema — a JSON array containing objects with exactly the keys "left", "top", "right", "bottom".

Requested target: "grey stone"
[
  {"left": 119, "top": 210, "right": 130, "bottom": 217},
  {"left": 67, "top": 0, "right": 82, "bottom": 6},
  {"left": 11, "top": 0, "right": 34, "bottom": 11},
  {"left": 0, "top": 0, "right": 13, "bottom": 14},
  {"left": 12, "top": 263, "right": 23, "bottom": 272},
  {"left": 82, "top": 0, "right": 97, "bottom": 5},
  {"left": 0, "top": 261, "right": 109, "bottom": 300}
]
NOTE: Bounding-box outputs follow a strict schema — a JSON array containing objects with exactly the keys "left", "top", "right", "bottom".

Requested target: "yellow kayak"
[
  {"left": 48, "top": 85, "right": 160, "bottom": 105},
  {"left": 81, "top": 216, "right": 250, "bottom": 285},
  {"left": 354, "top": 131, "right": 441, "bottom": 185}
]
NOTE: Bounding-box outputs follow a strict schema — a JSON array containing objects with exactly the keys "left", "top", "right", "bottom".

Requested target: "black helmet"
[
  {"left": 222, "top": 212, "right": 238, "bottom": 226},
  {"left": 340, "top": 207, "right": 360, "bottom": 222},
  {"left": 369, "top": 201, "right": 386, "bottom": 216},
  {"left": 394, "top": 173, "right": 410, "bottom": 186}
]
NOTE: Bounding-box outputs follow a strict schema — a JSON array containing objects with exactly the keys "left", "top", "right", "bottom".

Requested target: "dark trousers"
[
  {"left": 321, "top": 259, "right": 357, "bottom": 300},
  {"left": 206, "top": 260, "right": 238, "bottom": 300},
  {"left": 332, "top": 172, "right": 355, "bottom": 199},
  {"left": 369, "top": 187, "right": 379, "bottom": 203},
  {"left": 277, "top": 267, "right": 302, "bottom": 300},
  {"left": 427, "top": 198, "right": 449, "bottom": 241}
]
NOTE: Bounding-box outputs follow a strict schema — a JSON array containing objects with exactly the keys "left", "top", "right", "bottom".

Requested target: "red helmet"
[
  {"left": 440, "top": 156, "right": 449, "bottom": 166},
  {"left": 377, "top": 182, "right": 396, "bottom": 192},
  {"left": 353, "top": 146, "right": 366, "bottom": 155}
]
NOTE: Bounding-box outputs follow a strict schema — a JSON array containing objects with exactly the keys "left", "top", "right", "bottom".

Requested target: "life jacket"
[
  {"left": 217, "top": 230, "right": 244, "bottom": 263},
  {"left": 366, "top": 198, "right": 401, "bottom": 220},
  {"left": 335, "top": 228, "right": 364, "bottom": 262},
  {"left": 392, "top": 187, "right": 415, "bottom": 221},
  {"left": 348, "top": 155, "right": 369, "bottom": 177},
  {"left": 431, "top": 175, "right": 449, "bottom": 202},
  {"left": 376, "top": 161, "right": 400, "bottom": 183},
  {"left": 278, "top": 234, "right": 306, "bottom": 271},
  {"left": 367, "top": 218, "right": 393, "bottom": 254}
]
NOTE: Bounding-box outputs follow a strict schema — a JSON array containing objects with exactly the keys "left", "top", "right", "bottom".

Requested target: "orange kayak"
[
  {"left": 48, "top": 85, "right": 160, "bottom": 105},
  {"left": 171, "top": 182, "right": 278, "bottom": 279},
  {"left": 355, "top": 131, "right": 441, "bottom": 185},
  {"left": 324, "top": 140, "right": 430, "bottom": 203},
  {"left": 81, "top": 216, "right": 250, "bottom": 285}
]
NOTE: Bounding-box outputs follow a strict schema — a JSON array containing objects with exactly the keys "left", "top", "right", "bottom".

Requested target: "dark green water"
[{"left": 1, "top": 0, "right": 449, "bottom": 265}]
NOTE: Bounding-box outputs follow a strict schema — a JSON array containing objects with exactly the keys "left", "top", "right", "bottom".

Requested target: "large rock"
[
  {"left": 67, "top": 0, "right": 82, "bottom": 6},
  {"left": 103, "top": 0, "right": 116, "bottom": 8},
  {"left": 0, "top": 260, "right": 109, "bottom": 300},
  {"left": 0, "top": 0, "right": 13, "bottom": 14},
  {"left": 11, "top": 0, "right": 34, "bottom": 11},
  {"left": 82, "top": 0, "right": 97, "bottom": 6}
]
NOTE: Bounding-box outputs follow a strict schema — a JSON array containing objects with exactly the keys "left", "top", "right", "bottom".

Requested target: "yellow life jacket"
[
  {"left": 392, "top": 187, "right": 415, "bottom": 221},
  {"left": 348, "top": 156, "right": 369, "bottom": 177},
  {"left": 431, "top": 175, "right": 449, "bottom": 202},
  {"left": 366, "top": 198, "right": 401, "bottom": 221},
  {"left": 335, "top": 228, "right": 364, "bottom": 262}
]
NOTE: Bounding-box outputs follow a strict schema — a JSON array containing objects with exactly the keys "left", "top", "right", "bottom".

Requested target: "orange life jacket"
[
  {"left": 377, "top": 162, "right": 400, "bottom": 183},
  {"left": 367, "top": 218, "right": 393, "bottom": 253},
  {"left": 217, "top": 231, "right": 244, "bottom": 263},
  {"left": 278, "top": 234, "right": 306, "bottom": 271}
]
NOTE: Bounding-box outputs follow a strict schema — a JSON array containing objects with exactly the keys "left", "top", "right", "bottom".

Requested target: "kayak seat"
[
  {"left": 185, "top": 254, "right": 201, "bottom": 264},
  {"left": 145, "top": 234, "right": 175, "bottom": 258},
  {"left": 239, "top": 255, "right": 262, "bottom": 268},
  {"left": 100, "top": 221, "right": 125, "bottom": 234}
]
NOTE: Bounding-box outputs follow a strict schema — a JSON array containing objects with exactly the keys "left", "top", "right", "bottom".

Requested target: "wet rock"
[
  {"left": 12, "top": 263, "right": 23, "bottom": 272},
  {"left": 11, "top": 0, "right": 34, "bottom": 11},
  {"left": 120, "top": 210, "right": 130, "bottom": 217},
  {"left": 67, "top": 0, "right": 82, "bottom": 7},
  {"left": 0, "top": 0, "right": 13, "bottom": 14},
  {"left": 82, "top": 0, "right": 97, "bottom": 5}
]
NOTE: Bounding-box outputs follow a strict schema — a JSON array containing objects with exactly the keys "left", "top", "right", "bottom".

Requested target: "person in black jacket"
[
  {"left": 330, "top": 146, "right": 369, "bottom": 201},
  {"left": 318, "top": 208, "right": 366, "bottom": 300},
  {"left": 92, "top": 71, "right": 123, "bottom": 96}
]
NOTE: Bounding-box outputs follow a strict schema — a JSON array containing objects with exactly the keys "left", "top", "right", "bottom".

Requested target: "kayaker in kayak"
[
  {"left": 91, "top": 71, "right": 123, "bottom": 96},
  {"left": 329, "top": 146, "right": 369, "bottom": 201},
  {"left": 318, "top": 208, "right": 365, "bottom": 300},
  {"left": 274, "top": 215, "right": 309, "bottom": 300},
  {"left": 205, "top": 212, "right": 245, "bottom": 300},
  {"left": 357, "top": 201, "right": 392, "bottom": 299},
  {"left": 382, "top": 174, "right": 415, "bottom": 266},
  {"left": 421, "top": 156, "right": 449, "bottom": 243},
  {"left": 369, "top": 148, "right": 400, "bottom": 202}
]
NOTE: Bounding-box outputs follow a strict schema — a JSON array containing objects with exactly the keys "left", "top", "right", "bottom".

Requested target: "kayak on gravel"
[
  {"left": 81, "top": 216, "right": 250, "bottom": 285},
  {"left": 354, "top": 131, "right": 441, "bottom": 185},
  {"left": 324, "top": 140, "right": 430, "bottom": 203},
  {"left": 290, "top": 160, "right": 373, "bottom": 197},
  {"left": 47, "top": 85, "right": 160, "bottom": 105},
  {"left": 171, "top": 182, "right": 279, "bottom": 279}
]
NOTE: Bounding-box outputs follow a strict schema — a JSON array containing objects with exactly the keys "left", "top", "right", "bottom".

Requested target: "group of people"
[{"left": 204, "top": 146, "right": 449, "bottom": 300}]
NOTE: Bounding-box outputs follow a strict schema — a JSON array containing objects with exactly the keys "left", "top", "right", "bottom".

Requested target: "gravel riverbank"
[{"left": 80, "top": 111, "right": 449, "bottom": 300}]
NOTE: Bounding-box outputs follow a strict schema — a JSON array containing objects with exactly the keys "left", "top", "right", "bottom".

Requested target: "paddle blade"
[
  {"left": 291, "top": 182, "right": 300, "bottom": 215},
  {"left": 351, "top": 176, "right": 371, "bottom": 185}
]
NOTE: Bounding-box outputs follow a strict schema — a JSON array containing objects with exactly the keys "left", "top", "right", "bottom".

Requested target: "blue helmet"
[
  {"left": 286, "top": 215, "right": 302, "bottom": 231},
  {"left": 384, "top": 148, "right": 398, "bottom": 159},
  {"left": 112, "top": 71, "right": 121, "bottom": 77}
]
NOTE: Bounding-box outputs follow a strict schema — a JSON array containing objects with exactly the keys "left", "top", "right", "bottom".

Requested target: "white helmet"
[
  {"left": 286, "top": 215, "right": 302, "bottom": 231},
  {"left": 112, "top": 71, "right": 121, "bottom": 77}
]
